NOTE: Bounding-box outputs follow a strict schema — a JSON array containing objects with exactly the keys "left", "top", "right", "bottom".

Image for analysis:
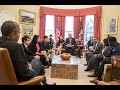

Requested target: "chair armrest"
[
  {"left": 18, "top": 76, "right": 44, "bottom": 85},
  {"left": 98, "top": 81, "right": 120, "bottom": 85},
  {"left": 97, "top": 81, "right": 110, "bottom": 85},
  {"left": 104, "top": 64, "right": 112, "bottom": 71},
  {"left": 102, "top": 64, "right": 112, "bottom": 82}
]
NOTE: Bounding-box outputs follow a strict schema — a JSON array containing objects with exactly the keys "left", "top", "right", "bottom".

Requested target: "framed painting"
[
  {"left": 108, "top": 16, "right": 119, "bottom": 34},
  {"left": 22, "top": 26, "right": 33, "bottom": 36},
  {"left": 19, "top": 9, "right": 36, "bottom": 25}
]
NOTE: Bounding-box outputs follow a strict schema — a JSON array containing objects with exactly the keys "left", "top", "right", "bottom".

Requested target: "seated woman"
[
  {"left": 75, "top": 35, "right": 84, "bottom": 57},
  {"left": 56, "top": 36, "right": 65, "bottom": 54},
  {"left": 28, "top": 35, "right": 49, "bottom": 67}
]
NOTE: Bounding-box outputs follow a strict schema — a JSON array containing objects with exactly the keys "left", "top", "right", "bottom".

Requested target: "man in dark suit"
[
  {"left": 65, "top": 33, "right": 76, "bottom": 55},
  {"left": 87, "top": 36, "right": 94, "bottom": 49},
  {"left": 90, "top": 37, "right": 120, "bottom": 84},
  {"left": 85, "top": 37, "right": 103, "bottom": 66},
  {"left": 49, "top": 34, "right": 54, "bottom": 49},
  {"left": 40, "top": 36, "right": 54, "bottom": 64},
  {"left": 86, "top": 38, "right": 112, "bottom": 75},
  {"left": 0, "top": 21, "right": 56, "bottom": 85},
  {"left": 21, "top": 35, "right": 36, "bottom": 62}
]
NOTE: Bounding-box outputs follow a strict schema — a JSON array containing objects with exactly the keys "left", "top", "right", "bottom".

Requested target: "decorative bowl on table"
[{"left": 60, "top": 53, "right": 71, "bottom": 60}]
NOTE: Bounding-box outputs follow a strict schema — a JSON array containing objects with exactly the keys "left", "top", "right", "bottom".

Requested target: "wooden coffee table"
[{"left": 51, "top": 55, "right": 78, "bottom": 80}]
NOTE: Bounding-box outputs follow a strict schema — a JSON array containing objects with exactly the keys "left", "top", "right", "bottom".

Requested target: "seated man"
[
  {"left": 21, "top": 35, "right": 40, "bottom": 63},
  {"left": 85, "top": 38, "right": 111, "bottom": 74},
  {"left": 86, "top": 36, "right": 94, "bottom": 49},
  {"left": 0, "top": 21, "right": 56, "bottom": 85},
  {"left": 90, "top": 37, "right": 120, "bottom": 84},
  {"left": 40, "top": 36, "right": 54, "bottom": 65},
  {"left": 65, "top": 33, "right": 76, "bottom": 55},
  {"left": 84, "top": 37, "right": 103, "bottom": 66},
  {"left": 49, "top": 34, "right": 54, "bottom": 49}
]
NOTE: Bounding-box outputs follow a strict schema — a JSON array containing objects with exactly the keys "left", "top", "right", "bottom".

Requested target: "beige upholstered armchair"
[
  {"left": 98, "top": 56, "right": 120, "bottom": 85},
  {"left": 0, "top": 48, "right": 44, "bottom": 85}
]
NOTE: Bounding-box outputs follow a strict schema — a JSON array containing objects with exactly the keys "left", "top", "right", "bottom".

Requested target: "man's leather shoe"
[
  {"left": 84, "top": 68, "right": 90, "bottom": 71},
  {"left": 88, "top": 73, "right": 97, "bottom": 77},
  {"left": 84, "top": 64, "right": 88, "bottom": 66},
  {"left": 43, "top": 82, "right": 56, "bottom": 85},
  {"left": 90, "top": 78, "right": 102, "bottom": 84},
  {"left": 44, "top": 65, "right": 49, "bottom": 69},
  {"left": 90, "top": 78, "right": 98, "bottom": 83}
]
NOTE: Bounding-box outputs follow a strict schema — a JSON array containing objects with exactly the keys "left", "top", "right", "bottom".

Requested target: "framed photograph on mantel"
[
  {"left": 108, "top": 16, "right": 118, "bottom": 34},
  {"left": 22, "top": 26, "right": 33, "bottom": 36},
  {"left": 19, "top": 9, "right": 36, "bottom": 25}
]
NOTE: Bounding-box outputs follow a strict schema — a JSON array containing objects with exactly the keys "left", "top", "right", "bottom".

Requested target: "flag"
[{"left": 55, "top": 17, "right": 60, "bottom": 41}]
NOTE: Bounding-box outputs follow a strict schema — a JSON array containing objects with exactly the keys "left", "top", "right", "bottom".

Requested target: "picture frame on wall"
[
  {"left": 19, "top": 9, "right": 36, "bottom": 25},
  {"left": 108, "top": 16, "right": 119, "bottom": 34},
  {"left": 22, "top": 26, "right": 33, "bottom": 36}
]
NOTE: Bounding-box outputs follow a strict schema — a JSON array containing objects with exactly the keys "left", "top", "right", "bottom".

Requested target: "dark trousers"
[
  {"left": 85, "top": 52, "right": 93, "bottom": 64},
  {"left": 65, "top": 46, "right": 75, "bottom": 55},
  {"left": 31, "top": 58, "right": 45, "bottom": 76},
  {"left": 40, "top": 55, "right": 48, "bottom": 66},
  {"left": 93, "top": 56, "right": 101, "bottom": 73},
  {"left": 96, "top": 58, "right": 111, "bottom": 79},
  {"left": 87, "top": 55, "right": 95, "bottom": 70}
]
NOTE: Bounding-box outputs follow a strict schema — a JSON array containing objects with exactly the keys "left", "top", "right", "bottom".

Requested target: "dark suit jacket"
[
  {"left": 104, "top": 42, "right": 120, "bottom": 63},
  {"left": 21, "top": 43, "right": 34, "bottom": 63},
  {"left": 87, "top": 40, "right": 94, "bottom": 49},
  {"left": 0, "top": 37, "right": 35, "bottom": 81},
  {"left": 94, "top": 42, "right": 103, "bottom": 54},
  {"left": 49, "top": 38, "right": 54, "bottom": 49},
  {"left": 40, "top": 41, "right": 50, "bottom": 52},
  {"left": 103, "top": 46, "right": 112, "bottom": 57},
  {"left": 111, "top": 42, "right": 120, "bottom": 55},
  {"left": 65, "top": 38, "right": 76, "bottom": 46}
]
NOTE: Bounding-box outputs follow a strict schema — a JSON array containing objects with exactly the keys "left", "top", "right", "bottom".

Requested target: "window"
[
  {"left": 65, "top": 16, "right": 74, "bottom": 39},
  {"left": 45, "top": 15, "right": 55, "bottom": 39},
  {"left": 84, "top": 15, "right": 94, "bottom": 45}
]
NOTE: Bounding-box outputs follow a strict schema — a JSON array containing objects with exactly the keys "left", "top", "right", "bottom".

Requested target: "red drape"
[
  {"left": 59, "top": 9, "right": 79, "bottom": 16},
  {"left": 81, "top": 16, "right": 85, "bottom": 40},
  {"left": 94, "top": 15, "right": 101, "bottom": 41},
  {"left": 79, "top": 6, "right": 102, "bottom": 41},
  {"left": 40, "top": 15, "right": 46, "bottom": 41},
  {"left": 74, "top": 16, "right": 80, "bottom": 39},
  {"left": 60, "top": 16, "right": 65, "bottom": 38},
  {"left": 40, "top": 6, "right": 102, "bottom": 42}
]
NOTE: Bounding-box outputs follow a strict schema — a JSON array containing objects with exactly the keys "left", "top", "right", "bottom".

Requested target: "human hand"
[
  {"left": 28, "top": 63, "right": 32, "bottom": 69},
  {"left": 35, "top": 52, "right": 40, "bottom": 55},
  {"left": 34, "top": 55, "right": 40, "bottom": 59}
]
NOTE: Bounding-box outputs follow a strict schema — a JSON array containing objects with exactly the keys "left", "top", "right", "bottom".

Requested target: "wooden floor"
[{"left": 45, "top": 55, "right": 96, "bottom": 85}]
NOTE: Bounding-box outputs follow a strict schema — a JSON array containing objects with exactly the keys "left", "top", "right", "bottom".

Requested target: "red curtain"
[
  {"left": 40, "top": 15, "right": 46, "bottom": 41},
  {"left": 60, "top": 16, "right": 65, "bottom": 38},
  {"left": 74, "top": 16, "right": 80, "bottom": 39},
  {"left": 80, "top": 16, "right": 85, "bottom": 44},
  {"left": 79, "top": 6, "right": 102, "bottom": 41},
  {"left": 94, "top": 15, "right": 101, "bottom": 41},
  {"left": 59, "top": 9, "right": 79, "bottom": 16},
  {"left": 40, "top": 6, "right": 102, "bottom": 41}
]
